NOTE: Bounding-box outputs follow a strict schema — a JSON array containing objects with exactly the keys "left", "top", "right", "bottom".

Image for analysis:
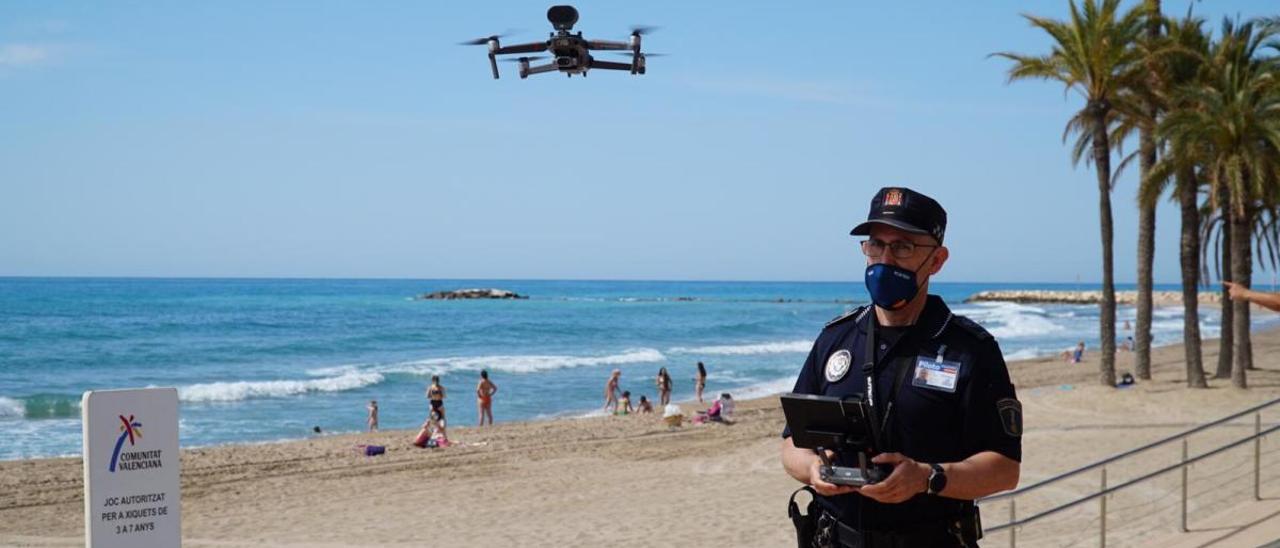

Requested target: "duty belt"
[{"left": 811, "top": 507, "right": 982, "bottom": 548}]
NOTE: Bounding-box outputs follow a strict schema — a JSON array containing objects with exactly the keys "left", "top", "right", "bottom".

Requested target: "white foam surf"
[
  {"left": 178, "top": 371, "right": 385, "bottom": 403},
  {"left": 382, "top": 348, "right": 667, "bottom": 376},
  {"left": 0, "top": 397, "right": 24, "bottom": 419},
  {"left": 668, "top": 340, "right": 812, "bottom": 356}
]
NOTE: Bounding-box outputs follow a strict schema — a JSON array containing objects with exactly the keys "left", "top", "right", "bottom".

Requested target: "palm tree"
[
  {"left": 1160, "top": 17, "right": 1280, "bottom": 388},
  {"left": 995, "top": 0, "right": 1146, "bottom": 387},
  {"left": 1134, "top": 0, "right": 1162, "bottom": 381},
  {"left": 1145, "top": 11, "right": 1212, "bottom": 388}
]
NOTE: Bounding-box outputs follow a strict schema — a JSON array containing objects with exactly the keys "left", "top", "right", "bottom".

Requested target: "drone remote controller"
[{"left": 819, "top": 464, "right": 887, "bottom": 487}]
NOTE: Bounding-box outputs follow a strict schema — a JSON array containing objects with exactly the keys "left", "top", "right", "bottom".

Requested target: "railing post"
[
  {"left": 1256, "top": 412, "right": 1263, "bottom": 501},
  {"left": 1181, "top": 439, "right": 1189, "bottom": 532},
  {"left": 1100, "top": 467, "right": 1107, "bottom": 548},
  {"left": 1010, "top": 498, "right": 1016, "bottom": 548}
]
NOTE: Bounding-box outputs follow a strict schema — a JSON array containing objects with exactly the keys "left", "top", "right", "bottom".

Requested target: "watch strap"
[{"left": 927, "top": 463, "right": 946, "bottom": 495}]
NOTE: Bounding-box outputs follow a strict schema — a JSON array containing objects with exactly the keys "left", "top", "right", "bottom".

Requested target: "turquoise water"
[{"left": 0, "top": 278, "right": 1266, "bottom": 460}]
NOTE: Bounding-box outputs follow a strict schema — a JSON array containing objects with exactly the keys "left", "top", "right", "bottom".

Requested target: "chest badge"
[{"left": 824, "top": 349, "right": 852, "bottom": 383}]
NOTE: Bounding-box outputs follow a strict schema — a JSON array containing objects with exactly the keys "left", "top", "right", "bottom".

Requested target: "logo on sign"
[{"left": 109, "top": 415, "right": 142, "bottom": 473}]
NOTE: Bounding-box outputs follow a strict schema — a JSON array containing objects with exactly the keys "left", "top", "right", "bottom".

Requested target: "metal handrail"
[
  {"left": 982, "top": 396, "right": 1280, "bottom": 503},
  {"left": 987, "top": 422, "right": 1280, "bottom": 533},
  {"left": 979, "top": 396, "right": 1280, "bottom": 546}
]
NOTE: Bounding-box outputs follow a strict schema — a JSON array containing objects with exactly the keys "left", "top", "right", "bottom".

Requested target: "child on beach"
[
  {"left": 604, "top": 369, "right": 621, "bottom": 413},
  {"left": 476, "top": 370, "right": 497, "bottom": 426},
  {"left": 367, "top": 400, "right": 379, "bottom": 432},
  {"left": 637, "top": 395, "right": 653, "bottom": 414},
  {"left": 694, "top": 361, "right": 707, "bottom": 403},
  {"left": 1071, "top": 341, "right": 1085, "bottom": 364},
  {"left": 616, "top": 390, "right": 634, "bottom": 416}
]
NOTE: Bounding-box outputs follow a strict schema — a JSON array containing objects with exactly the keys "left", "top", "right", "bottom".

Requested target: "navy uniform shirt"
[{"left": 784, "top": 294, "right": 1021, "bottom": 532}]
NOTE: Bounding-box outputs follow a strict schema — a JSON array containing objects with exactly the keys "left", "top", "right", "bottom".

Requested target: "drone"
[{"left": 461, "top": 5, "right": 660, "bottom": 79}]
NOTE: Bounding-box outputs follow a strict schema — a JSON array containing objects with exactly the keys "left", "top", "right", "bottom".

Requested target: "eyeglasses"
[{"left": 860, "top": 238, "right": 938, "bottom": 259}]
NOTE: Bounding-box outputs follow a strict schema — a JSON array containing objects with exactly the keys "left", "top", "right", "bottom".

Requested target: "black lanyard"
[{"left": 862, "top": 316, "right": 916, "bottom": 452}]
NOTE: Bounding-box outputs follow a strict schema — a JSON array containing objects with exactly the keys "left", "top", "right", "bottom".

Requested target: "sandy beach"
[{"left": 5, "top": 326, "right": 1280, "bottom": 547}]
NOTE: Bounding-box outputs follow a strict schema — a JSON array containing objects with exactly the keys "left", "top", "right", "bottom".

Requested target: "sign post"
[{"left": 82, "top": 388, "right": 181, "bottom": 547}]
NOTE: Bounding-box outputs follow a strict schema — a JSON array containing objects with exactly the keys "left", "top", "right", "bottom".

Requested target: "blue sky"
[{"left": 2, "top": 1, "right": 1278, "bottom": 283}]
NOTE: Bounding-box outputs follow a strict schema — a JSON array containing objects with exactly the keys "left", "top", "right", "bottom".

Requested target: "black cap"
[{"left": 850, "top": 187, "right": 947, "bottom": 243}]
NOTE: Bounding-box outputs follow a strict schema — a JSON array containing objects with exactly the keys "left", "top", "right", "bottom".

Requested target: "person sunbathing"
[{"left": 695, "top": 393, "right": 735, "bottom": 424}]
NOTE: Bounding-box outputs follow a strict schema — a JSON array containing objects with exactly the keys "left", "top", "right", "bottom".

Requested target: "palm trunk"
[
  {"left": 1092, "top": 107, "right": 1117, "bottom": 387},
  {"left": 1135, "top": 155, "right": 1156, "bottom": 381},
  {"left": 1230, "top": 204, "right": 1251, "bottom": 388},
  {"left": 1135, "top": 0, "right": 1160, "bottom": 381},
  {"left": 1179, "top": 167, "right": 1206, "bottom": 387},
  {"left": 1217, "top": 207, "right": 1234, "bottom": 379}
]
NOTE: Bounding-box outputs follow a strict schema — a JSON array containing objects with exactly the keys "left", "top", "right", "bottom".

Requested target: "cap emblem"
[{"left": 883, "top": 189, "right": 903, "bottom": 207}]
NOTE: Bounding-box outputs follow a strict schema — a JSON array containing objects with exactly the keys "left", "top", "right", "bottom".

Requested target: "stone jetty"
[
  {"left": 416, "top": 288, "right": 527, "bottom": 300},
  {"left": 965, "top": 290, "right": 1222, "bottom": 306}
]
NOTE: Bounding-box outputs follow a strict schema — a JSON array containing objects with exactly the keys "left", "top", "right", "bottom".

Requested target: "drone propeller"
[
  {"left": 609, "top": 52, "right": 669, "bottom": 57},
  {"left": 458, "top": 30, "right": 521, "bottom": 46},
  {"left": 629, "top": 26, "right": 660, "bottom": 36},
  {"left": 501, "top": 56, "right": 547, "bottom": 63}
]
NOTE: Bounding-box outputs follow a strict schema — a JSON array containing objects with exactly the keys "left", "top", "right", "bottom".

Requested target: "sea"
[{"left": 1, "top": 277, "right": 1274, "bottom": 461}]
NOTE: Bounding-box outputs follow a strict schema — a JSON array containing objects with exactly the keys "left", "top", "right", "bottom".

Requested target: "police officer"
[{"left": 781, "top": 187, "right": 1021, "bottom": 547}]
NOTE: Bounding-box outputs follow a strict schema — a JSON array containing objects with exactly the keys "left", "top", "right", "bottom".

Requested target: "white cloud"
[{"left": 0, "top": 44, "right": 54, "bottom": 68}]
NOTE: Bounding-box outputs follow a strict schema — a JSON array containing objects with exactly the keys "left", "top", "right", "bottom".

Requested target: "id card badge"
[{"left": 913, "top": 356, "right": 960, "bottom": 393}]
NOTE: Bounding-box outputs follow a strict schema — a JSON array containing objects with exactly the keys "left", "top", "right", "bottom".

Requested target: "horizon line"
[{"left": 0, "top": 274, "right": 1211, "bottom": 286}]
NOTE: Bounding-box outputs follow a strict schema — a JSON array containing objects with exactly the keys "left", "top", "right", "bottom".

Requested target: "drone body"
[{"left": 462, "top": 5, "right": 657, "bottom": 80}]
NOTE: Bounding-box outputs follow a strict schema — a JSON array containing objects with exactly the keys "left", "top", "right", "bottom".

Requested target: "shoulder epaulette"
[
  {"left": 949, "top": 314, "right": 993, "bottom": 341},
  {"left": 826, "top": 305, "right": 870, "bottom": 328}
]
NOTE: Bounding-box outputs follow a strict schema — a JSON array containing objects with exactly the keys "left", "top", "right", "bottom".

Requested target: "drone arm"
[
  {"left": 494, "top": 42, "right": 547, "bottom": 55},
  {"left": 525, "top": 62, "right": 558, "bottom": 76},
  {"left": 586, "top": 39, "right": 630, "bottom": 51},
  {"left": 488, "top": 54, "right": 499, "bottom": 79},
  {"left": 587, "top": 59, "right": 634, "bottom": 72}
]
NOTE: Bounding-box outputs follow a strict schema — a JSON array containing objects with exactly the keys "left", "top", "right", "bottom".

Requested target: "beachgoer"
[
  {"left": 694, "top": 361, "right": 707, "bottom": 403},
  {"left": 656, "top": 367, "right": 673, "bottom": 406},
  {"left": 603, "top": 369, "right": 621, "bottom": 413},
  {"left": 1224, "top": 281, "right": 1280, "bottom": 311},
  {"left": 1123, "top": 320, "right": 1131, "bottom": 331},
  {"left": 476, "top": 370, "right": 497, "bottom": 426},
  {"left": 1072, "top": 341, "right": 1085, "bottom": 364},
  {"left": 427, "top": 375, "right": 446, "bottom": 421},
  {"left": 367, "top": 400, "right": 379, "bottom": 432},
  {"left": 637, "top": 395, "right": 654, "bottom": 414},
  {"left": 1121, "top": 335, "right": 1133, "bottom": 352},
  {"left": 424, "top": 408, "right": 447, "bottom": 445},
  {"left": 616, "top": 390, "right": 633, "bottom": 416},
  {"left": 696, "top": 393, "right": 735, "bottom": 424},
  {"left": 781, "top": 187, "right": 1019, "bottom": 547}
]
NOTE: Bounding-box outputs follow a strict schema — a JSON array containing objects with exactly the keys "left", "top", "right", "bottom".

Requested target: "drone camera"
[
  {"left": 547, "top": 5, "right": 579, "bottom": 30},
  {"left": 556, "top": 56, "right": 577, "bottom": 68}
]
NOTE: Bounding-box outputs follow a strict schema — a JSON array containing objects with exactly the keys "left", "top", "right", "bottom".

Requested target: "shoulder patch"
[
  {"left": 950, "top": 315, "right": 993, "bottom": 341},
  {"left": 997, "top": 398, "right": 1023, "bottom": 437},
  {"left": 826, "top": 305, "right": 870, "bottom": 328}
]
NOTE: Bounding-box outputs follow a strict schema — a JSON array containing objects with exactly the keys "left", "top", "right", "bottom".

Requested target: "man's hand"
[
  {"left": 856, "top": 453, "right": 931, "bottom": 503},
  {"left": 806, "top": 450, "right": 861, "bottom": 497},
  {"left": 1224, "top": 281, "right": 1252, "bottom": 302}
]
